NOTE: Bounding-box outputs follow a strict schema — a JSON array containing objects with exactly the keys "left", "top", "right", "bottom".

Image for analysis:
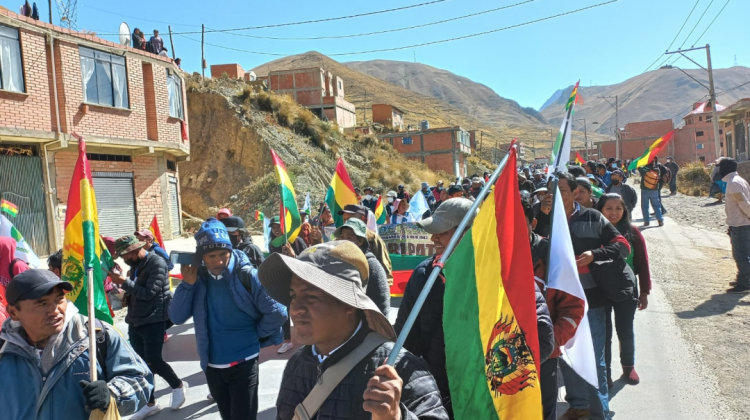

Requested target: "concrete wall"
[
  {"left": 382, "top": 128, "right": 470, "bottom": 176},
  {"left": 211, "top": 63, "right": 245, "bottom": 79},
  {"left": 621, "top": 120, "right": 673, "bottom": 141}
]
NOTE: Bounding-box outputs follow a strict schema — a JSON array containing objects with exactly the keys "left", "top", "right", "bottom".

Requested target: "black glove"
[{"left": 79, "top": 380, "right": 111, "bottom": 411}]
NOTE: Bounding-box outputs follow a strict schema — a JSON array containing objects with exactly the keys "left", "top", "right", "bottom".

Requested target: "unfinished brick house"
[
  {"left": 378, "top": 126, "right": 472, "bottom": 177},
  {"left": 372, "top": 104, "right": 405, "bottom": 130},
  {"left": 0, "top": 10, "right": 189, "bottom": 255}
]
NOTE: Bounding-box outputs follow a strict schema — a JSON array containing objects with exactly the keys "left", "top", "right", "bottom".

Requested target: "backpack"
[
  {"left": 643, "top": 168, "right": 660, "bottom": 190},
  {"left": 8, "top": 258, "right": 22, "bottom": 279}
]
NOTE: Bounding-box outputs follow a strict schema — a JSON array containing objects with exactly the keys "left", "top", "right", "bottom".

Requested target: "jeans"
[
  {"left": 206, "top": 358, "right": 259, "bottom": 420},
  {"left": 641, "top": 189, "right": 662, "bottom": 223},
  {"left": 605, "top": 298, "right": 638, "bottom": 369},
  {"left": 128, "top": 321, "right": 182, "bottom": 404},
  {"left": 540, "top": 358, "right": 559, "bottom": 420},
  {"left": 730, "top": 225, "right": 750, "bottom": 287},
  {"left": 561, "top": 306, "right": 611, "bottom": 420}
]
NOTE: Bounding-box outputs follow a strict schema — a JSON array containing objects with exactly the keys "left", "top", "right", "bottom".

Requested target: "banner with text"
[{"left": 378, "top": 222, "right": 436, "bottom": 256}]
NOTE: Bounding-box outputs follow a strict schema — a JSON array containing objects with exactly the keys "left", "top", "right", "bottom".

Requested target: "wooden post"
[
  {"left": 201, "top": 24, "right": 206, "bottom": 79},
  {"left": 168, "top": 25, "right": 176, "bottom": 60}
]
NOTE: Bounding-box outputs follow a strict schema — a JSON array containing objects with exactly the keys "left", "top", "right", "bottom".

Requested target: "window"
[
  {"left": 338, "top": 81, "right": 342, "bottom": 90},
  {"left": 696, "top": 131, "right": 704, "bottom": 136},
  {"left": 166, "top": 160, "right": 177, "bottom": 171},
  {"left": 697, "top": 144, "right": 705, "bottom": 150},
  {"left": 687, "top": 118, "right": 693, "bottom": 125},
  {"left": 0, "top": 24, "right": 24, "bottom": 92},
  {"left": 79, "top": 47, "right": 129, "bottom": 108},
  {"left": 402, "top": 136, "right": 413, "bottom": 145},
  {"left": 166, "top": 70, "right": 184, "bottom": 119},
  {"left": 87, "top": 153, "right": 132, "bottom": 162},
  {"left": 699, "top": 156, "right": 706, "bottom": 162},
  {"left": 699, "top": 116, "right": 703, "bottom": 121},
  {"left": 706, "top": 115, "right": 712, "bottom": 123},
  {"left": 720, "top": 129, "right": 723, "bottom": 135}
]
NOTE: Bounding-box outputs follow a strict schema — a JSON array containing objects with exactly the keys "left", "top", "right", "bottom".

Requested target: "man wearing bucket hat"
[
  {"left": 108, "top": 235, "right": 187, "bottom": 419},
  {"left": 169, "top": 218, "right": 287, "bottom": 420},
  {"left": 334, "top": 218, "right": 390, "bottom": 316},
  {"left": 0, "top": 269, "right": 154, "bottom": 420},
  {"left": 259, "top": 241, "right": 448, "bottom": 420},
  {"left": 394, "top": 198, "right": 474, "bottom": 418}
]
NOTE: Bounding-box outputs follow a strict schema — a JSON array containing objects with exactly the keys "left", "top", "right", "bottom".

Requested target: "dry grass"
[{"left": 677, "top": 161, "right": 712, "bottom": 197}]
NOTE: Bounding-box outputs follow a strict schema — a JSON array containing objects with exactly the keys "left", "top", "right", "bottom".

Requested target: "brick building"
[
  {"left": 674, "top": 101, "right": 726, "bottom": 164},
  {"left": 372, "top": 104, "right": 405, "bottom": 130},
  {"left": 0, "top": 10, "right": 189, "bottom": 256},
  {"left": 718, "top": 99, "right": 750, "bottom": 162},
  {"left": 210, "top": 63, "right": 260, "bottom": 82},
  {"left": 265, "top": 67, "right": 356, "bottom": 128},
  {"left": 377, "top": 126, "right": 472, "bottom": 177},
  {"left": 599, "top": 120, "right": 674, "bottom": 162}
]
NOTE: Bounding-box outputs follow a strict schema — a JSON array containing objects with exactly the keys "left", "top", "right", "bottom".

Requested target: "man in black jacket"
[
  {"left": 258, "top": 241, "right": 449, "bottom": 420},
  {"left": 220, "top": 216, "right": 265, "bottom": 268},
  {"left": 109, "top": 235, "right": 186, "bottom": 419}
]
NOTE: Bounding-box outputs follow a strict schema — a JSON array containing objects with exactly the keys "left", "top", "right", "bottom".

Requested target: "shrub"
[{"left": 677, "top": 161, "right": 711, "bottom": 196}]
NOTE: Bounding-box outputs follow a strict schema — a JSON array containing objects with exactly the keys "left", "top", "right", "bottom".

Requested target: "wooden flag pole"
[{"left": 87, "top": 269, "right": 97, "bottom": 381}]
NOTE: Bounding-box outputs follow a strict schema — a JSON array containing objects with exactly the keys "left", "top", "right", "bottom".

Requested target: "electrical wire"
[
  {"left": 690, "top": 0, "right": 732, "bottom": 46},
  {"left": 676, "top": 0, "right": 714, "bottom": 50},
  {"left": 81, "top": 4, "right": 203, "bottom": 27},
  {"left": 208, "top": 0, "right": 537, "bottom": 41},
  {"left": 95, "top": 0, "right": 448, "bottom": 36},
  {"left": 189, "top": 0, "right": 623, "bottom": 57},
  {"left": 642, "top": 0, "right": 700, "bottom": 73}
]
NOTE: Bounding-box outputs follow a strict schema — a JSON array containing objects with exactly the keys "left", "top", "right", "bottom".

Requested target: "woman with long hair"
[{"left": 596, "top": 193, "right": 652, "bottom": 386}]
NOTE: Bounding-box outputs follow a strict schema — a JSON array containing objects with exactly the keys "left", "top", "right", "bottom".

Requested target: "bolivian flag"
[
  {"left": 1, "top": 200, "right": 18, "bottom": 217},
  {"left": 443, "top": 144, "right": 541, "bottom": 419},
  {"left": 149, "top": 214, "right": 165, "bottom": 251},
  {"left": 270, "top": 150, "right": 302, "bottom": 247},
  {"left": 374, "top": 196, "right": 387, "bottom": 225},
  {"left": 628, "top": 130, "right": 675, "bottom": 170},
  {"left": 62, "top": 139, "right": 113, "bottom": 324},
  {"left": 325, "top": 158, "right": 357, "bottom": 227},
  {"left": 575, "top": 152, "right": 586, "bottom": 166}
]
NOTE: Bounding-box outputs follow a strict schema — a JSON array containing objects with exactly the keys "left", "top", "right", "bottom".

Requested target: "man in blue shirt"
[
  {"left": 135, "top": 230, "right": 173, "bottom": 271},
  {"left": 596, "top": 163, "right": 612, "bottom": 188},
  {"left": 169, "top": 218, "right": 287, "bottom": 420}
]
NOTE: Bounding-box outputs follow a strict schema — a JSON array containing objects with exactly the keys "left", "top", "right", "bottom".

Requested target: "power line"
[
  {"left": 81, "top": 4, "right": 203, "bottom": 28},
  {"left": 676, "top": 0, "right": 714, "bottom": 50},
  {"left": 191, "top": 0, "right": 623, "bottom": 57},
  {"left": 176, "top": 33, "right": 286, "bottom": 56},
  {"left": 642, "top": 0, "right": 699, "bottom": 73},
  {"left": 209, "top": 0, "right": 537, "bottom": 41},
  {"left": 96, "top": 0, "right": 448, "bottom": 36},
  {"left": 691, "top": 0, "right": 733, "bottom": 46}
]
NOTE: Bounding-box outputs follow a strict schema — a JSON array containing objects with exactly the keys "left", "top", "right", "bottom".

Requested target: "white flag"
[
  {"left": 0, "top": 214, "right": 41, "bottom": 268},
  {"left": 302, "top": 193, "right": 311, "bottom": 215},
  {"left": 263, "top": 217, "right": 272, "bottom": 252},
  {"left": 547, "top": 185, "right": 598, "bottom": 387},
  {"left": 407, "top": 191, "right": 430, "bottom": 222},
  {"left": 549, "top": 82, "right": 579, "bottom": 174}
]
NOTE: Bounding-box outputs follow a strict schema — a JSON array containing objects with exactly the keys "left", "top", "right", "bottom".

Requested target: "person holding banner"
[{"left": 0, "top": 269, "right": 154, "bottom": 420}]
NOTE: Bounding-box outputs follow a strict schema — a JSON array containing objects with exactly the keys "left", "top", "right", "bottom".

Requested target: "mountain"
[
  {"left": 342, "top": 60, "right": 546, "bottom": 126},
  {"left": 539, "top": 88, "right": 565, "bottom": 112},
  {"left": 540, "top": 66, "right": 750, "bottom": 134}
]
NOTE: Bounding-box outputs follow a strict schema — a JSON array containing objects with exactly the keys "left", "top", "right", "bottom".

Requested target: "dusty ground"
[{"left": 659, "top": 190, "right": 727, "bottom": 232}]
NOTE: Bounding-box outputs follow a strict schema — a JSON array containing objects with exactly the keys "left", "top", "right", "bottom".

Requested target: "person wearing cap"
[
  {"left": 216, "top": 208, "right": 232, "bottom": 220},
  {"left": 310, "top": 205, "right": 336, "bottom": 244},
  {"left": 533, "top": 170, "right": 546, "bottom": 189},
  {"left": 446, "top": 185, "right": 463, "bottom": 200},
  {"left": 389, "top": 199, "right": 410, "bottom": 225},
  {"left": 469, "top": 177, "right": 484, "bottom": 199},
  {"left": 0, "top": 269, "right": 154, "bottom": 420},
  {"left": 596, "top": 163, "right": 612, "bottom": 187},
  {"left": 269, "top": 216, "right": 308, "bottom": 256},
  {"left": 338, "top": 204, "right": 393, "bottom": 284},
  {"left": 361, "top": 187, "right": 378, "bottom": 213},
  {"left": 432, "top": 180, "right": 444, "bottom": 203},
  {"left": 606, "top": 170, "right": 637, "bottom": 214},
  {"left": 169, "top": 218, "right": 287, "bottom": 419},
  {"left": 420, "top": 182, "right": 436, "bottom": 212},
  {"left": 518, "top": 174, "right": 535, "bottom": 193},
  {"left": 220, "top": 216, "right": 265, "bottom": 269},
  {"left": 396, "top": 184, "right": 410, "bottom": 202},
  {"left": 335, "top": 219, "right": 390, "bottom": 316},
  {"left": 108, "top": 235, "right": 186, "bottom": 419},
  {"left": 665, "top": 156, "right": 679, "bottom": 195},
  {"left": 385, "top": 190, "right": 398, "bottom": 215},
  {"left": 258, "top": 241, "right": 449, "bottom": 420},
  {"left": 135, "top": 229, "right": 173, "bottom": 271},
  {"left": 394, "top": 198, "right": 474, "bottom": 418}
]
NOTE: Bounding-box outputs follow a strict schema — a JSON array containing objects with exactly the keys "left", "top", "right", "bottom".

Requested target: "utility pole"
[
  {"left": 665, "top": 44, "right": 723, "bottom": 158},
  {"left": 48, "top": 0, "right": 52, "bottom": 24},
  {"left": 576, "top": 118, "right": 589, "bottom": 160},
  {"left": 168, "top": 25, "right": 176, "bottom": 60},
  {"left": 598, "top": 95, "right": 619, "bottom": 160},
  {"left": 201, "top": 24, "right": 206, "bottom": 79}
]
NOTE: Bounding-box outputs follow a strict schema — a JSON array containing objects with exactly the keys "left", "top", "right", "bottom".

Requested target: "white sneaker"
[
  {"left": 278, "top": 341, "right": 294, "bottom": 354},
  {"left": 130, "top": 404, "right": 162, "bottom": 420},
  {"left": 170, "top": 381, "right": 188, "bottom": 410}
]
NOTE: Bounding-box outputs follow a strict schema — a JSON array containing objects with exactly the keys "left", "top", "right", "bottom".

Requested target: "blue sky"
[{"left": 17, "top": 0, "right": 747, "bottom": 109}]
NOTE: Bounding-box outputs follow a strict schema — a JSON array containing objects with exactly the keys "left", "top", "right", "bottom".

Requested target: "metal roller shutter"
[
  {"left": 168, "top": 177, "right": 180, "bottom": 236},
  {"left": 92, "top": 172, "right": 137, "bottom": 239}
]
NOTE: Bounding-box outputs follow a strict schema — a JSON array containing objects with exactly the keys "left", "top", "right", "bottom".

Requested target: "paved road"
[{"left": 123, "top": 205, "right": 735, "bottom": 420}]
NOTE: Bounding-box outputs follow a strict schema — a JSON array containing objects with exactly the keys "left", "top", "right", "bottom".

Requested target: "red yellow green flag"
[
  {"left": 62, "top": 139, "right": 114, "bottom": 324},
  {"left": 443, "top": 144, "right": 541, "bottom": 419},
  {"left": 149, "top": 214, "right": 165, "bottom": 252},
  {"left": 575, "top": 152, "right": 586, "bottom": 166},
  {"left": 255, "top": 210, "right": 265, "bottom": 221},
  {"left": 1, "top": 200, "right": 18, "bottom": 217},
  {"left": 325, "top": 158, "right": 357, "bottom": 227},
  {"left": 628, "top": 130, "right": 676, "bottom": 171},
  {"left": 270, "top": 150, "right": 302, "bottom": 247},
  {"left": 374, "top": 196, "right": 387, "bottom": 225}
]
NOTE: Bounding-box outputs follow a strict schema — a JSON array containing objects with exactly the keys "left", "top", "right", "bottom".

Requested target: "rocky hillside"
[
  {"left": 343, "top": 59, "right": 545, "bottom": 126},
  {"left": 180, "top": 75, "right": 444, "bottom": 227},
  {"left": 540, "top": 66, "right": 750, "bottom": 133}
]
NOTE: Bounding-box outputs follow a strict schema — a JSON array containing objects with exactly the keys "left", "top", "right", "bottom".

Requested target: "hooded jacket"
[
  {"left": 276, "top": 322, "right": 449, "bottom": 420},
  {"left": 168, "top": 250, "right": 287, "bottom": 371},
  {"left": 0, "top": 306, "right": 153, "bottom": 420},
  {"left": 235, "top": 236, "right": 265, "bottom": 268},
  {"left": 122, "top": 251, "right": 171, "bottom": 327}
]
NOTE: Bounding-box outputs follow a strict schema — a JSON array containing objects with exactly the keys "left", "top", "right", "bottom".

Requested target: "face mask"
[
  {"left": 611, "top": 179, "right": 620, "bottom": 185},
  {"left": 388, "top": 197, "right": 394, "bottom": 203},
  {"left": 365, "top": 194, "right": 372, "bottom": 201},
  {"left": 229, "top": 235, "right": 241, "bottom": 248}
]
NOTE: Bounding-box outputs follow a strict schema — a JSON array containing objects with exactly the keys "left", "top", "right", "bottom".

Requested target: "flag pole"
[
  {"left": 87, "top": 268, "right": 97, "bottom": 381},
  {"left": 386, "top": 146, "right": 514, "bottom": 365},
  {"left": 543, "top": 178, "right": 559, "bottom": 284}
]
